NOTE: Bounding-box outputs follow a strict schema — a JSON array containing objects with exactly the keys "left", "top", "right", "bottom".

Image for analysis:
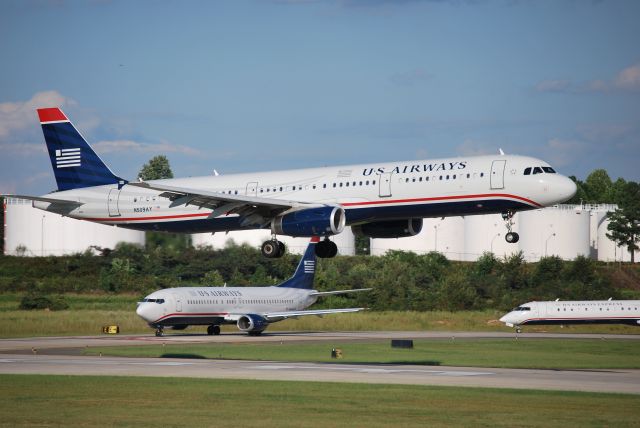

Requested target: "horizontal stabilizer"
[
  {"left": 264, "top": 307, "right": 366, "bottom": 320},
  {"left": 310, "top": 288, "right": 372, "bottom": 297},
  {"left": 2, "top": 194, "right": 82, "bottom": 207}
]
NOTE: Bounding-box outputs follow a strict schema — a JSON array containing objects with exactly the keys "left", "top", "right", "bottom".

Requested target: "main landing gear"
[
  {"left": 315, "top": 238, "right": 338, "bottom": 258},
  {"left": 261, "top": 236, "right": 286, "bottom": 258},
  {"left": 155, "top": 327, "right": 164, "bottom": 337},
  {"left": 207, "top": 325, "right": 221, "bottom": 336},
  {"left": 261, "top": 235, "right": 339, "bottom": 258},
  {"left": 502, "top": 210, "right": 519, "bottom": 244}
]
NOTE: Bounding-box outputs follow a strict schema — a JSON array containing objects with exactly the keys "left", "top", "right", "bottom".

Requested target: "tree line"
[{"left": 0, "top": 240, "right": 637, "bottom": 312}]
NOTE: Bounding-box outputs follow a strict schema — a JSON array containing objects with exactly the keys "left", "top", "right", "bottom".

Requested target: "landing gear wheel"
[
  {"left": 516, "top": 327, "right": 522, "bottom": 334},
  {"left": 261, "top": 240, "right": 285, "bottom": 258},
  {"left": 501, "top": 210, "right": 519, "bottom": 244},
  {"left": 207, "top": 325, "right": 221, "bottom": 336},
  {"left": 248, "top": 331, "right": 263, "bottom": 336},
  {"left": 315, "top": 239, "right": 338, "bottom": 258},
  {"left": 505, "top": 232, "right": 520, "bottom": 244},
  {"left": 155, "top": 327, "right": 164, "bottom": 337}
]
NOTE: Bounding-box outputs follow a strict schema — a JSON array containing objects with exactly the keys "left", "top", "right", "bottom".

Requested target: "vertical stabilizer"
[
  {"left": 38, "top": 108, "right": 126, "bottom": 191},
  {"left": 277, "top": 237, "right": 319, "bottom": 289}
]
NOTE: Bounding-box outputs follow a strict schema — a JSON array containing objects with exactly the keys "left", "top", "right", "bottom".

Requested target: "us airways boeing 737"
[
  {"left": 500, "top": 300, "right": 640, "bottom": 332},
  {"left": 136, "top": 237, "right": 368, "bottom": 336},
  {"left": 7, "top": 108, "right": 577, "bottom": 258}
]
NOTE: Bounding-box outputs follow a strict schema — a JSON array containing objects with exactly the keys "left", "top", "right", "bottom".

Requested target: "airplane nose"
[
  {"left": 560, "top": 176, "right": 577, "bottom": 202},
  {"left": 136, "top": 304, "right": 150, "bottom": 321}
]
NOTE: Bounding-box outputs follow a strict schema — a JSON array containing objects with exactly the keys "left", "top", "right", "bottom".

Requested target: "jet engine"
[
  {"left": 237, "top": 314, "right": 269, "bottom": 334},
  {"left": 352, "top": 218, "right": 423, "bottom": 239},
  {"left": 271, "top": 206, "right": 345, "bottom": 237}
]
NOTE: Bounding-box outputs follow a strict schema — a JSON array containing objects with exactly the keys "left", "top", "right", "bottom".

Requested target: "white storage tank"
[
  {"left": 518, "top": 205, "right": 590, "bottom": 262},
  {"left": 463, "top": 213, "right": 520, "bottom": 261},
  {"left": 595, "top": 209, "right": 633, "bottom": 262},
  {"left": 192, "top": 227, "right": 356, "bottom": 256},
  {"left": 370, "top": 216, "right": 465, "bottom": 260},
  {"left": 4, "top": 198, "right": 145, "bottom": 256}
]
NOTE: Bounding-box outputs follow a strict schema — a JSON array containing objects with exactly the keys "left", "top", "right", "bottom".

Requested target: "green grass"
[
  {"left": 1, "top": 293, "right": 639, "bottom": 338},
  {"left": 1, "top": 375, "right": 639, "bottom": 428},
  {"left": 84, "top": 338, "right": 640, "bottom": 369}
]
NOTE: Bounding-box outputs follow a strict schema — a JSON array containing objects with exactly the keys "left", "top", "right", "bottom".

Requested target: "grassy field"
[
  {"left": 84, "top": 338, "right": 640, "bottom": 369},
  {"left": 1, "top": 375, "right": 639, "bottom": 428},
  {"left": 1, "top": 293, "right": 639, "bottom": 338}
]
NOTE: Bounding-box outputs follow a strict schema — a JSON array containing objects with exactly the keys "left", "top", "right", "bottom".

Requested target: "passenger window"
[
  {"left": 524, "top": 167, "right": 531, "bottom": 175},
  {"left": 533, "top": 167, "right": 543, "bottom": 174}
]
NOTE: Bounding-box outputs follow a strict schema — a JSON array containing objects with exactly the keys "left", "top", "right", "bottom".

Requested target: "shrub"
[{"left": 19, "top": 294, "right": 69, "bottom": 311}]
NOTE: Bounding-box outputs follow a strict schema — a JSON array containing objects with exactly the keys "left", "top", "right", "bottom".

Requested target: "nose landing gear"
[{"left": 502, "top": 210, "right": 519, "bottom": 244}]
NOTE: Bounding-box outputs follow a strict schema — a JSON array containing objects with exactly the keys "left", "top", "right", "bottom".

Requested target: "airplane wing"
[
  {"left": 262, "top": 307, "right": 366, "bottom": 321},
  {"left": 2, "top": 194, "right": 83, "bottom": 208},
  {"left": 129, "top": 181, "right": 325, "bottom": 226}
]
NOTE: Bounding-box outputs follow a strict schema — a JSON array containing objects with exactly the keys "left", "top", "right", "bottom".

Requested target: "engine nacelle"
[
  {"left": 271, "top": 206, "right": 345, "bottom": 237},
  {"left": 352, "top": 218, "right": 423, "bottom": 239},
  {"left": 237, "top": 314, "right": 269, "bottom": 333}
]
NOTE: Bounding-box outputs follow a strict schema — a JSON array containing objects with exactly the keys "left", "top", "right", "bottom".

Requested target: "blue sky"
[{"left": 1, "top": 0, "right": 639, "bottom": 195}]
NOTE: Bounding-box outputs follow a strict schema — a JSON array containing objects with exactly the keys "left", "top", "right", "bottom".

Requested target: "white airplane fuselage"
[
  {"left": 500, "top": 300, "right": 640, "bottom": 328},
  {"left": 137, "top": 286, "right": 319, "bottom": 328},
  {"left": 35, "top": 154, "right": 577, "bottom": 234}
]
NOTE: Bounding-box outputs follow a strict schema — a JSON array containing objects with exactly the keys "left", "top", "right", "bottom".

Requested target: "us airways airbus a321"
[
  {"left": 7, "top": 108, "right": 577, "bottom": 258},
  {"left": 136, "top": 237, "right": 368, "bottom": 336}
]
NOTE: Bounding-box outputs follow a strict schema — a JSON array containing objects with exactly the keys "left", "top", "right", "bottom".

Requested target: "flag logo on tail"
[
  {"left": 55, "top": 148, "right": 81, "bottom": 168},
  {"left": 304, "top": 260, "right": 315, "bottom": 274}
]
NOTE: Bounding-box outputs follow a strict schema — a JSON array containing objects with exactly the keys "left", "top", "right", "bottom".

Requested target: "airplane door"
[
  {"left": 490, "top": 160, "right": 506, "bottom": 190},
  {"left": 379, "top": 172, "right": 392, "bottom": 198},
  {"left": 107, "top": 189, "right": 121, "bottom": 217},
  {"left": 246, "top": 182, "right": 258, "bottom": 197},
  {"left": 176, "top": 297, "right": 182, "bottom": 312}
]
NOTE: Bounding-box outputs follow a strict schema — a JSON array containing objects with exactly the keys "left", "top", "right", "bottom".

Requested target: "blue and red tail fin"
[
  {"left": 277, "top": 237, "right": 319, "bottom": 290},
  {"left": 38, "top": 108, "right": 126, "bottom": 191}
]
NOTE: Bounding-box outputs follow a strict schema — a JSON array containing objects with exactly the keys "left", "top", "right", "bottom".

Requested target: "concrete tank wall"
[
  {"left": 370, "top": 217, "right": 465, "bottom": 260},
  {"left": 192, "top": 227, "right": 356, "bottom": 256},
  {"left": 518, "top": 206, "right": 590, "bottom": 262},
  {"left": 463, "top": 213, "right": 520, "bottom": 261},
  {"left": 595, "top": 213, "right": 633, "bottom": 262},
  {"left": 4, "top": 198, "right": 145, "bottom": 256}
]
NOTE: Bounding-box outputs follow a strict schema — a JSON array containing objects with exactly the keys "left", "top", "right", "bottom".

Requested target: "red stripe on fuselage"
[{"left": 93, "top": 193, "right": 541, "bottom": 223}]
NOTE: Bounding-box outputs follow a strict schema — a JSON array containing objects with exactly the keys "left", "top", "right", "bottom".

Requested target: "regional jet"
[
  {"left": 7, "top": 108, "right": 577, "bottom": 258},
  {"left": 136, "top": 237, "right": 369, "bottom": 336},
  {"left": 500, "top": 300, "right": 640, "bottom": 332}
]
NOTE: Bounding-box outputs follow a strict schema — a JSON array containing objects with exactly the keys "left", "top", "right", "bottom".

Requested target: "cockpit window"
[
  {"left": 524, "top": 167, "right": 531, "bottom": 175},
  {"left": 513, "top": 306, "right": 531, "bottom": 311},
  {"left": 141, "top": 298, "right": 165, "bottom": 304},
  {"left": 532, "top": 167, "right": 543, "bottom": 175},
  {"left": 542, "top": 167, "right": 556, "bottom": 173}
]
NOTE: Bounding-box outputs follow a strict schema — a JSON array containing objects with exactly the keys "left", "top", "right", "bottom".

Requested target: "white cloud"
[
  {"left": 534, "top": 79, "right": 571, "bottom": 93},
  {"left": 535, "top": 63, "right": 640, "bottom": 94},
  {"left": 0, "top": 91, "right": 75, "bottom": 138},
  {"left": 614, "top": 63, "right": 640, "bottom": 91},
  {"left": 390, "top": 68, "right": 432, "bottom": 86},
  {"left": 93, "top": 139, "right": 200, "bottom": 156},
  {"left": 0, "top": 142, "right": 46, "bottom": 156},
  {"left": 544, "top": 138, "right": 586, "bottom": 166},
  {"left": 455, "top": 139, "right": 495, "bottom": 156}
]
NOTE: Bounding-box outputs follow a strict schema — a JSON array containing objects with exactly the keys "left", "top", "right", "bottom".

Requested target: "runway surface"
[{"left": 1, "top": 332, "right": 639, "bottom": 394}]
